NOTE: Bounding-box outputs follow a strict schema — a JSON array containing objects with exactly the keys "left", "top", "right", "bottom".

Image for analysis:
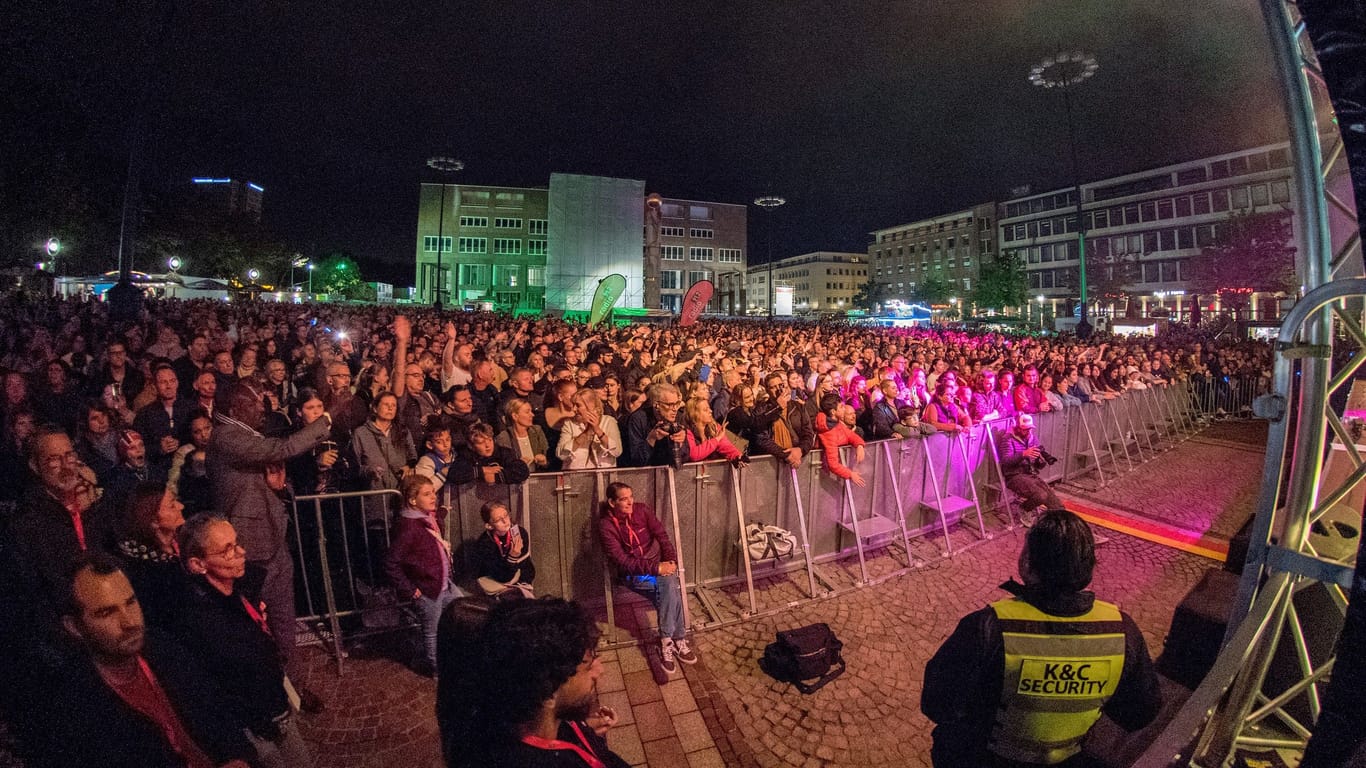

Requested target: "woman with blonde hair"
[
  {"left": 558, "top": 388, "right": 622, "bottom": 470},
  {"left": 682, "top": 398, "right": 744, "bottom": 463}
]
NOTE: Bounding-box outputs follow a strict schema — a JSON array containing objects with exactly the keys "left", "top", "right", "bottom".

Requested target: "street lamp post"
[
  {"left": 753, "top": 194, "right": 786, "bottom": 320},
  {"left": 1037, "top": 294, "right": 1046, "bottom": 329},
  {"left": 427, "top": 155, "right": 464, "bottom": 311},
  {"left": 307, "top": 263, "right": 315, "bottom": 296},
  {"left": 1030, "top": 50, "right": 1099, "bottom": 338}
]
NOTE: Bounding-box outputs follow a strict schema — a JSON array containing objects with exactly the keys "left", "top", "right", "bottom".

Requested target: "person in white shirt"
[{"left": 558, "top": 389, "right": 622, "bottom": 470}]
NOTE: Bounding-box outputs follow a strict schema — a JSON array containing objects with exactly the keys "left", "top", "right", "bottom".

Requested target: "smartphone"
[{"left": 698, "top": 364, "right": 712, "bottom": 382}]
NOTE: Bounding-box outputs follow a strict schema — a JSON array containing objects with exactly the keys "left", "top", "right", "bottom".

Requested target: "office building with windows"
[
  {"left": 746, "top": 251, "right": 868, "bottom": 316},
  {"left": 867, "top": 203, "right": 997, "bottom": 306},
  {"left": 415, "top": 183, "right": 550, "bottom": 311},
  {"left": 415, "top": 176, "right": 746, "bottom": 314},
  {"left": 183, "top": 177, "right": 265, "bottom": 224},
  {"left": 648, "top": 196, "right": 747, "bottom": 314},
  {"left": 998, "top": 142, "right": 1295, "bottom": 322}
]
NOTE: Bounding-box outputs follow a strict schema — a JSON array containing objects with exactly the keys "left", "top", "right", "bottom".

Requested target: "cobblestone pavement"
[{"left": 1058, "top": 420, "right": 1267, "bottom": 541}]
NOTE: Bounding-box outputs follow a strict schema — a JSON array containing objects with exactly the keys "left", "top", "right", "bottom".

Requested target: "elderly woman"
[
  {"left": 558, "top": 389, "right": 622, "bottom": 470},
  {"left": 496, "top": 397, "right": 550, "bottom": 473}
]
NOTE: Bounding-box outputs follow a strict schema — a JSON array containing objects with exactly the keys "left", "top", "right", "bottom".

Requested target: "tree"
[
  {"left": 850, "top": 281, "right": 894, "bottom": 312},
  {"left": 972, "top": 252, "right": 1028, "bottom": 312},
  {"left": 1186, "top": 210, "right": 1295, "bottom": 319},
  {"left": 913, "top": 276, "right": 953, "bottom": 306},
  {"left": 313, "top": 251, "right": 364, "bottom": 296}
]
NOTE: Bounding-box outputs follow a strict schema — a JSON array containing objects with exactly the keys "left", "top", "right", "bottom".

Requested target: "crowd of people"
[{"left": 0, "top": 293, "right": 1271, "bottom": 766}]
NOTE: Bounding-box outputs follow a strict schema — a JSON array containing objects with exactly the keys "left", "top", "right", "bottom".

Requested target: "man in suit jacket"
[{"left": 207, "top": 381, "right": 331, "bottom": 661}]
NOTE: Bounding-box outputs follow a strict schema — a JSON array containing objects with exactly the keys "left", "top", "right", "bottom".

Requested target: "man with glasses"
[
  {"left": 321, "top": 362, "right": 366, "bottom": 445},
  {"left": 623, "top": 382, "right": 687, "bottom": 467},
  {"left": 742, "top": 374, "right": 815, "bottom": 469},
  {"left": 90, "top": 341, "right": 144, "bottom": 404},
  {"left": 3, "top": 425, "right": 114, "bottom": 623}
]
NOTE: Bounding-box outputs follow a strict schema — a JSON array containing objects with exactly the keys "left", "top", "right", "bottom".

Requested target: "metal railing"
[{"left": 290, "top": 384, "right": 1202, "bottom": 672}]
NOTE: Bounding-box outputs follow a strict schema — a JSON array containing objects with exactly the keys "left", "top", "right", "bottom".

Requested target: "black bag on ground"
[{"left": 759, "top": 622, "right": 845, "bottom": 693}]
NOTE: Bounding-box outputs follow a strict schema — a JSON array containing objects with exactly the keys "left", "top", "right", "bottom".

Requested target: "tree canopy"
[
  {"left": 972, "top": 252, "right": 1028, "bottom": 311},
  {"left": 1186, "top": 210, "right": 1295, "bottom": 315}
]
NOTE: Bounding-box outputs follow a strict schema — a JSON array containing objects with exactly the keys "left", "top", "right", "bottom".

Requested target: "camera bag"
[{"left": 760, "top": 623, "right": 845, "bottom": 693}]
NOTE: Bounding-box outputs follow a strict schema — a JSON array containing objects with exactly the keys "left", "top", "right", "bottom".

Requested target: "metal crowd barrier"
[
  {"left": 292, "top": 383, "right": 1205, "bottom": 669},
  {"left": 1189, "top": 375, "right": 1269, "bottom": 420}
]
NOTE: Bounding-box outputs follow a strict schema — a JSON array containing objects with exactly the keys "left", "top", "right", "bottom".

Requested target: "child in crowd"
[
  {"left": 814, "top": 393, "right": 867, "bottom": 487},
  {"left": 384, "top": 473, "right": 461, "bottom": 675},
  {"left": 471, "top": 501, "right": 535, "bottom": 599}
]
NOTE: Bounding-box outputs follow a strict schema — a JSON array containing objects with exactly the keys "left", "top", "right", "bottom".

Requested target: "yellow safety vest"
[{"left": 989, "top": 597, "right": 1127, "bottom": 765}]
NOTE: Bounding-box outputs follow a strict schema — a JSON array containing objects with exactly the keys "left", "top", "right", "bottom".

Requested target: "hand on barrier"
[{"left": 848, "top": 470, "right": 866, "bottom": 488}]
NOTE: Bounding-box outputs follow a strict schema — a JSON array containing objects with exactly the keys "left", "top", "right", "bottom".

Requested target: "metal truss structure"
[{"left": 1136, "top": 0, "right": 1364, "bottom": 766}]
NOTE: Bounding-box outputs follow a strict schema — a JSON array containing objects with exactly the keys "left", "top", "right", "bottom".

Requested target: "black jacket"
[{"left": 11, "top": 628, "right": 254, "bottom": 768}]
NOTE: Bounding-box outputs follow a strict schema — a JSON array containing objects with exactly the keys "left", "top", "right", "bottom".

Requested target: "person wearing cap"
[
  {"left": 998, "top": 412, "right": 1063, "bottom": 516},
  {"left": 922, "top": 509, "right": 1160, "bottom": 767},
  {"left": 106, "top": 429, "right": 162, "bottom": 503}
]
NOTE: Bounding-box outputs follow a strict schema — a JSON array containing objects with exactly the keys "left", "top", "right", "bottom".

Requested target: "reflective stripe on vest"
[{"left": 989, "top": 597, "right": 1127, "bottom": 765}]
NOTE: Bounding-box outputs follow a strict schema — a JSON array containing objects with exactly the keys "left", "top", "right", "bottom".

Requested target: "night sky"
[{"left": 6, "top": 0, "right": 1287, "bottom": 285}]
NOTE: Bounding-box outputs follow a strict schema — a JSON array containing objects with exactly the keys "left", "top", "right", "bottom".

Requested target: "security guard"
[{"left": 921, "top": 509, "right": 1161, "bottom": 767}]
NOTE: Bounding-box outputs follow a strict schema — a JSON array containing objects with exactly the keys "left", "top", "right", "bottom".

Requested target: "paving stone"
[
  {"left": 633, "top": 700, "right": 677, "bottom": 742},
  {"left": 607, "top": 723, "right": 647, "bottom": 766},
  {"left": 598, "top": 659, "right": 627, "bottom": 693},
  {"left": 598, "top": 689, "right": 636, "bottom": 726},
  {"left": 672, "top": 710, "right": 713, "bottom": 753},
  {"left": 685, "top": 746, "right": 728, "bottom": 768},
  {"left": 660, "top": 679, "right": 699, "bottom": 716},
  {"left": 642, "top": 735, "right": 689, "bottom": 768},
  {"left": 625, "top": 669, "right": 665, "bottom": 705}
]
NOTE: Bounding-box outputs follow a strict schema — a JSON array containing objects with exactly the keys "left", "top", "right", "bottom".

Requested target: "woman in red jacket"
[
  {"left": 814, "top": 393, "right": 867, "bottom": 487},
  {"left": 384, "top": 473, "right": 460, "bottom": 675}
]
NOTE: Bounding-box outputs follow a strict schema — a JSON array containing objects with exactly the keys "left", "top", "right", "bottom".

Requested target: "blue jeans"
[
  {"left": 415, "top": 584, "right": 462, "bottom": 668},
  {"left": 625, "top": 573, "right": 685, "bottom": 641}
]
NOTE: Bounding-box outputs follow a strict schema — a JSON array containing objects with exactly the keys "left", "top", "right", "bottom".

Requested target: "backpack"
[{"left": 760, "top": 623, "right": 846, "bottom": 693}]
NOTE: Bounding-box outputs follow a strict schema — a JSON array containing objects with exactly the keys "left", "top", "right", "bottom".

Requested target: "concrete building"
[
  {"left": 867, "top": 202, "right": 997, "bottom": 307},
  {"left": 184, "top": 178, "right": 265, "bottom": 224},
  {"left": 647, "top": 196, "right": 748, "bottom": 314},
  {"left": 746, "top": 251, "right": 868, "bottom": 316},
  {"left": 414, "top": 183, "right": 550, "bottom": 311},
  {"left": 998, "top": 142, "right": 1295, "bottom": 323},
  {"left": 414, "top": 176, "right": 747, "bottom": 314}
]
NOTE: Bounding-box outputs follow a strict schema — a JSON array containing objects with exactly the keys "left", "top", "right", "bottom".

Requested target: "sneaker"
[
  {"left": 660, "top": 638, "right": 679, "bottom": 675},
  {"left": 674, "top": 638, "right": 698, "bottom": 665}
]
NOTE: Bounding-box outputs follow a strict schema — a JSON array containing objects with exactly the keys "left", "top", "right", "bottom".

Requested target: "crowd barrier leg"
[
  {"left": 732, "top": 469, "right": 760, "bottom": 616},
  {"left": 665, "top": 468, "right": 696, "bottom": 632},
  {"left": 1138, "top": 389, "right": 1168, "bottom": 450},
  {"left": 921, "top": 437, "right": 957, "bottom": 555},
  {"left": 789, "top": 468, "right": 822, "bottom": 598},
  {"left": 1063, "top": 405, "right": 1107, "bottom": 490},
  {"left": 312, "top": 497, "right": 346, "bottom": 674},
  {"left": 1107, "top": 400, "right": 1139, "bottom": 471},
  {"left": 955, "top": 432, "right": 989, "bottom": 540},
  {"left": 840, "top": 477, "right": 871, "bottom": 585},
  {"left": 682, "top": 465, "right": 722, "bottom": 629},
  {"left": 1124, "top": 394, "right": 1157, "bottom": 460},
  {"left": 881, "top": 441, "right": 919, "bottom": 567}
]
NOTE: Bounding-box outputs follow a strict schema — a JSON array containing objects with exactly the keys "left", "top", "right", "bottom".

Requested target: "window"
[
  {"left": 1140, "top": 202, "right": 1157, "bottom": 222},
  {"left": 527, "top": 240, "right": 547, "bottom": 257},
  {"left": 458, "top": 264, "right": 488, "bottom": 286},
  {"left": 1210, "top": 189, "right": 1229, "bottom": 213},
  {"left": 1231, "top": 187, "right": 1250, "bottom": 210},
  {"left": 1092, "top": 209, "right": 1109, "bottom": 228},
  {"left": 424, "top": 236, "right": 453, "bottom": 253},
  {"left": 1175, "top": 196, "right": 1192, "bottom": 218},
  {"left": 527, "top": 267, "right": 545, "bottom": 286},
  {"left": 1210, "top": 159, "right": 1230, "bottom": 180},
  {"left": 493, "top": 239, "right": 521, "bottom": 255},
  {"left": 460, "top": 216, "right": 488, "bottom": 228},
  {"left": 660, "top": 203, "right": 684, "bottom": 218},
  {"left": 457, "top": 237, "right": 485, "bottom": 253},
  {"left": 688, "top": 205, "right": 712, "bottom": 220},
  {"left": 690, "top": 247, "right": 713, "bottom": 261},
  {"left": 1159, "top": 229, "right": 1177, "bottom": 251},
  {"left": 492, "top": 265, "right": 519, "bottom": 287},
  {"left": 1143, "top": 231, "right": 1159, "bottom": 253},
  {"left": 689, "top": 228, "right": 714, "bottom": 239},
  {"left": 1157, "top": 199, "right": 1174, "bottom": 220},
  {"left": 1123, "top": 204, "right": 1140, "bottom": 224},
  {"left": 494, "top": 192, "right": 525, "bottom": 208},
  {"left": 1177, "top": 167, "right": 1209, "bottom": 185},
  {"left": 460, "top": 190, "right": 490, "bottom": 206},
  {"left": 1228, "top": 155, "right": 1249, "bottom": 176},
  {"left": 1193, "top": 192, "right": 1212, "bottom": 215},
  {"left": 1250, "top": 184, "right": 1270, "bottom": 207},
  {"left": 688, "top": 270, "right": 710, "bottom": 286},
  {"left": 528, "top": 219, "right": 548, "bottom": 235},
  {"left": 661, "top": 245, "right": 684, "bottom": 260},
  {"left": 661, "top": 226, "right": 685, "bottom": 237},
  {"left": 660, "top": 270, "right": 681, "bottom": 290},
  {"left": 494, "top": 217, "right": 523, "bottom": 229},
  {"left": 718, "top": 248, "right": 742, "bottom": 263},
  {"left": 1178, "top": 228, "right": 1195, "bottom": 249},
  {"left": 1268, "top": 148, "right": 1291, "bottom": 168}
]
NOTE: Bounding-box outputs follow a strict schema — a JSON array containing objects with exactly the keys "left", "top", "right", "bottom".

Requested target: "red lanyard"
[
  {"left": 610, "top": 514, "right": 642, "bottom": 556},
  {"left": 520, "top": 722, "right": 605, "bottom": 768},
  {"left": 240, "top": 595, "right": 271, "bottom": 636},
  {"left": 105, "top": 657, "right": 184, "bottom": 757},
  {"left": 493, "top": 529, "right": 514, "bottom": 558}
]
